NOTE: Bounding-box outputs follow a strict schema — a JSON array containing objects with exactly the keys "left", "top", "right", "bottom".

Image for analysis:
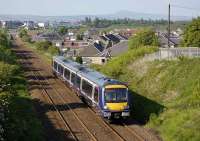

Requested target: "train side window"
[
  {"left": 64, "top": 68, "right": 70, "bottom": 80},
  {"left": 58, "top": 64, "right": 64, "bottom": 74},
  {"left": 76, "top": 76, "right": 81, "bottom": 88},
  {"left": 94, "top": 87, "right": 99, "bottom": 103},
  {"left": 71, "top": 73, "right": 76, "bottom": 84},
  {"left": 58, "top": 64, "right": 61, "bottom": 73},
  {"left": 82, "top": 80, "right": 92, "bottom": 97},
  {"left": 60, "top": 66, "right": 64, "bottom": 74},
  {"left": 54, "top": 61, "right": 58, "bottom": 70}
]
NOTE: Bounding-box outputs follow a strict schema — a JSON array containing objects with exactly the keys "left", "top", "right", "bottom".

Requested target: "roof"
[
  {"left": 54, "top": 56, "right": 121, "bottom": 86},
  {"left": 33, "top": 32, "right": 62, "bottom": 41},
  {"left": 100, "top": 41, "right": 128, "bottom": 57},
  {"left": 78, "top": 44, "right": 100, "bottom": 57},
  {"left": 94, "top": 42, "right": 104, "bottom": 52},
  {"left": 105, "top": 34, "right": 120, "bottom": 43}
]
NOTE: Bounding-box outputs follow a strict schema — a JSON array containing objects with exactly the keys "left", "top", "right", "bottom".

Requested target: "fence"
[{"left": 144, "top": 47, "right": 200, "bottom": 61}]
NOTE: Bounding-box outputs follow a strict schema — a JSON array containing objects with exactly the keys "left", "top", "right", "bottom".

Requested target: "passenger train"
[{"left": 52, "top": 56, "right": 130, "bottom": 119}]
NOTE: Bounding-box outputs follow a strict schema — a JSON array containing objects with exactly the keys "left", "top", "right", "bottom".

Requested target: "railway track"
[
  {"left": 14, "top": 38, "right": 159, "bottom": 141},
  {"left": 17, "top": 51, "right": 97, "bottom": 141},
  {"left": 35, "top": 58, "right": 147, "bottom": 141},
  {"left": 16, "top": 50, "right": 126, "bottom": 141}
]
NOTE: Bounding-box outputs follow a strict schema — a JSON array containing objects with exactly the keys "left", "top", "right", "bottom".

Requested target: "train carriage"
[{"left": 52, "top": 56, "right": 130, "bottom": 119}]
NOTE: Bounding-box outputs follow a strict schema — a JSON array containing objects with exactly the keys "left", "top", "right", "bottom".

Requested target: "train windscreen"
[{"left": 104, "top": 88, "right": 127, "bottom": 103}]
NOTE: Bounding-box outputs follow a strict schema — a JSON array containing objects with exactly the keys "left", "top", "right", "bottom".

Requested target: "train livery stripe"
[
  {"left": 105, "top": 85, "right": 127, "bottom": 89},
  {"left": 106, "top": 102, "right": 128, "bottom": 111}
]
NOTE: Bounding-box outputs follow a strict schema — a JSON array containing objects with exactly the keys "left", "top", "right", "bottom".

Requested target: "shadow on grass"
[
  {"left": 5, "top": 96, "right": 79, "bottom": 141},
  {"left": 128, "top": 90, "right": 165, "bottom": 125}
]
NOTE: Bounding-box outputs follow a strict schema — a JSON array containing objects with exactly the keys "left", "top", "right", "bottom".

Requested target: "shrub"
[
  {"left": 181, "top": 17, "right": 200, "bottom": 47},
  {"left": 128, "top": 29, "right": 159, "bottom": 49}
]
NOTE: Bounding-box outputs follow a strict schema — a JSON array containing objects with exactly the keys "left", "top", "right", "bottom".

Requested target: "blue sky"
[{"left": 0, "top": 0, "right": 199, "bottom": 16}]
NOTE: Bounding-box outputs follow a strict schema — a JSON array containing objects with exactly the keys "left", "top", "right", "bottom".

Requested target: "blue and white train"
[{"left": 52, "top": 56, "right": 130, "bottom": 119}]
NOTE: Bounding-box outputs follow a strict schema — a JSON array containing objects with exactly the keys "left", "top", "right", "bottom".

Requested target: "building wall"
[{"left": 82, "top": 57, "right": 108, "bottom": 65}]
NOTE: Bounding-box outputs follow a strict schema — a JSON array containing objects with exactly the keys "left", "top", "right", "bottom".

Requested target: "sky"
[{"left": 0, "top": 0, "right": 199, "bottom": 17}]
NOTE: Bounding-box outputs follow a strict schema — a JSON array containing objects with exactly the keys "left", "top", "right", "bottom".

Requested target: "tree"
[
  {"left": 35, "top": 41, "right": 52, "bottom": 51},
  {"left": 75, "top": 56, "right": 83, "bottom": 64},
  {"left": 76, "top": 34, "right": 83, "bottom": 40},
  {"left": 18, "top": 28, "right": 31, "bottom": 42},
  {"left": 58, "top": 26, "right": 68, "bottom": 35},
  {"left": 128, "top": 29, "right": 159, "bottom": 49},
  {"left": 181, "top": 17, "right": 200, "bottom": 47},
  {"left": 0, "top": 29, "right": 10, "bottom": 47}
]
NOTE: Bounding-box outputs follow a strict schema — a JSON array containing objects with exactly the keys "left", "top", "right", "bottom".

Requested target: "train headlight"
[
  {"left": 124, "top": 105, "right": 129, "bottom": 109},
  {"left": 104, "top": 105, "right": 108, "bottom": 109}
]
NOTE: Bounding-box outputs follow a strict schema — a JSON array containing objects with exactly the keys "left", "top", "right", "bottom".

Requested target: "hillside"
[{"left": 91, "top": 47, "right": 200, "bottom": 141}]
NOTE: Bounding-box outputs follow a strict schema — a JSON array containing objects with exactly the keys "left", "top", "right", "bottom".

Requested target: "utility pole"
[{"left": 168, "top": 0, "right": 171, "bottom": 48}]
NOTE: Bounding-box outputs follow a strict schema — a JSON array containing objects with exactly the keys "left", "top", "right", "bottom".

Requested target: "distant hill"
[{"left": 0, "top": 11, "right": 193, "bottom": 22}]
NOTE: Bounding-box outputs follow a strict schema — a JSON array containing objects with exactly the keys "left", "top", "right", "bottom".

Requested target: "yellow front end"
[
  {"left": 103, "top": 84, "right": 130, "bottom": 118},
  {"left": 106, "top": 102, "right": 128, "bottom": 111}
]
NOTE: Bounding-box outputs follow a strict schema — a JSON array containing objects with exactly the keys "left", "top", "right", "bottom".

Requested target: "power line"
[{"left": 171, "top": 4, "right": 200, "bottom": 12}]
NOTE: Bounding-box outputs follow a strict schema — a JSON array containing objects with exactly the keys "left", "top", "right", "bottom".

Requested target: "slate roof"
[
  {"left": 105, "top": 34, "right": 120, "bottom": 43},
  {"left": 78, "top": 44, "right": 100, "bottom": 57},
  {"left": 100, "top": 41, "right": 128, "bottom": 57}
]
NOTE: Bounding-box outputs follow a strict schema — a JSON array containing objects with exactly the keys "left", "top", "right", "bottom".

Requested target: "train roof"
[{"left": 53, "top": 56, "right": 123, "bottom": 87}]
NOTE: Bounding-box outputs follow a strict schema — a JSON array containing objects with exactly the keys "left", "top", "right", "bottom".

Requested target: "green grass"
[{"left": 91, "top": 48, "right": 200, "bottom": 141}]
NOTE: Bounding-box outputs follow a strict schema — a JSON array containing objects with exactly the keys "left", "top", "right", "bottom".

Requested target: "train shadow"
[
  {"left": 110, "top": 90, "right": 164, "bottom": 126},
  {"left": 126, "top": 90, "right": 165, "bottom": 125},
  {"left": 32, "top": 98, "right": 81, "bottom": 141}
]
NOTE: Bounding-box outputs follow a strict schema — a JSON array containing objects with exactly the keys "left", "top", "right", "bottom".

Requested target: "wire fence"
[{"left": 144, "top": 47, "right": 200, "bottom": 61}]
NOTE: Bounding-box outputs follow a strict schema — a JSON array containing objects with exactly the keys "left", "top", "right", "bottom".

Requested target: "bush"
[
  {"left": 101, "top": 46, "right": 158, "bottom": 78},
  {"left": 35, "top": 41, "right": 52, "bottom": 51},
  {"left": 18, "top": 28, "right": 31, "bottom": 43},
  {"left": 75, "top": 56, "right": 83, "bottom": 64},
  {"left": 128, "top": 29, "right": 159, "bottom": 49},
  {"left": 0, "top": 29, "right": 44, "bottom": 141},
  {"left": 47, "top": 46, "right": 59, "bottom": 56},
  {"left": 181, "top": 17, "right": 200, "bottom": 47}
]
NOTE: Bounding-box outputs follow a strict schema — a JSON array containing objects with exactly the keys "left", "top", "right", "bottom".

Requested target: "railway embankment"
[
  {"left": 0, "top": 30, "right": 44, "bottom": 141},
  {"left": 92, "top": 47, "right": 200, "bottom": 141}
]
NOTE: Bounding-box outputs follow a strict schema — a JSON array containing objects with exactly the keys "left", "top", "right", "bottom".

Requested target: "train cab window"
[
  {"left": 94, "top": 87, "right": 99, "bottom": 102},
  {"left": 71, "top": 73, "right": 76, "bottom": 84},
  {"left": 64, "top": 68, "right": 70, "bottom": 80},
  {"left": 82, "top": 80, "right": 92, "bottom": 97},
  {"left": 54, "top": 61, "right": 58, "bottom": 70}
]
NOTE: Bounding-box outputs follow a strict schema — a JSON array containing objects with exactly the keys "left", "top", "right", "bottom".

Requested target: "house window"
[
  {"left": 64, "top": 68, "right": 70, "bottom": 80},
  {"left": 102, "top": 59, "right": 105, "bottom": 63},
  {"left": 94, "top": 87, "right": 99, "bottom": 103},
  {"left": 82, "top": 80, "right": 93, "bottom": 97}
]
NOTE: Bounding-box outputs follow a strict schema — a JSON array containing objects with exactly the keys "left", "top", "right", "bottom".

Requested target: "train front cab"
[{"left": 101, "top": 84, "right": 130, "bottom": 119}]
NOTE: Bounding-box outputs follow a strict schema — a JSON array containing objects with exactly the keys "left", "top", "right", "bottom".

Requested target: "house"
[
  {"left": 78, "top": 41, "right": 107, "bottom": 65},
  {"left": 37, "top": 22, "right": 49, "bottom": 28},
  {"left": 32, "top": 32, "right": 63, "bottom": 43},
  {"left": 100, "top": 41, "right": 128, "bottom": 57},
  {"left": 1, "top": 21, "right": 23, "bottom": 29},
  {"left": 84, "top": 28, "right": 99, "bottom": 38},
  {"left": 158, "top": 32, "right": 181, "bottom": 48},
  {"left": 24, "top": 21, "right": 35, "bottom": 30},
  {"left": 63, "top": 41, "right": 89, "bottom": 49}
]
